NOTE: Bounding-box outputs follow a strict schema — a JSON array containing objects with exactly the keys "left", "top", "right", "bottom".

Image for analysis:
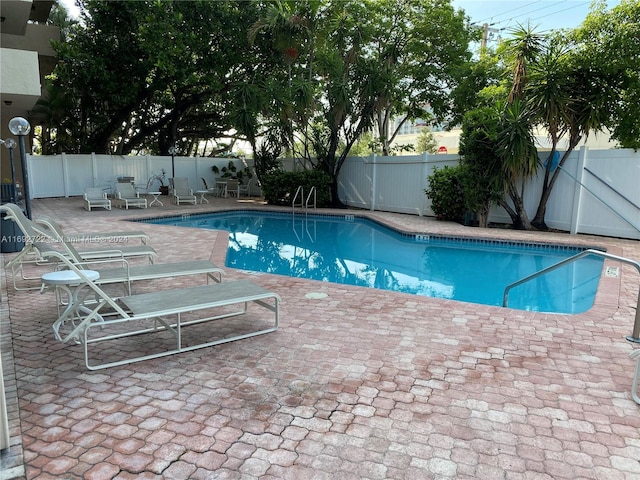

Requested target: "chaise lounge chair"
[
  {"left": 113, "top": 182, "right": 148, "bottom": 209},
  {"left": 172, "top": 177, "right": 197, "bottom": 205},
  {"left": 39, "top": 248, "right": 281, "bottom": 370},
  {"left": 0, "top": 204, "right": 157, "bottom": 290},
  {"left": 83, "top": 187, "right": 111, "bottom": 211},
  {"left": 631, "top": 349, "right": 640, "bottom": 405},
  {"left": 35, "top": 215, "right": 150, "bottom": 245},
  {"left": 38, "top": 234, "right": 224, "bottom": 296}
]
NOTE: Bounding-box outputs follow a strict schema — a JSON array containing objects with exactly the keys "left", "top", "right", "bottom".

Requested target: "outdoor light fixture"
[
  {"left": 8, "top": 117, "right": 32, "bottom": 219},
  {"left": 2, "top": 138, "right": 18, "bottom": 203}
]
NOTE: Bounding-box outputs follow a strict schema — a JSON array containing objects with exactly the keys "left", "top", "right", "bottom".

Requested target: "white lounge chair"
[
  {"left": 172, "top": 177, "right": 197, "bottom": 205},
  {"left": 113, "top": 182, "right": 148, "bottom": 209},
  {"left": 0, "top": 204, "right": 157, "bottom": 290},
  {"left": 631, "top": 349, "right": 640, "bottom": 405},
  {"left": 36, "top": 215, "right": 150, "bottom": 245},
  {"left": 39, "top": 248, "right": 280, "bottom": 370},
  {"left": 83, "top": 187, "right": 111, "bottom": 211},
  {"left": 37, "top": 234, "right": 224, "bottom": 297},
  {"left": 31, "top": 213, "right": 156, "bottom": 263}
]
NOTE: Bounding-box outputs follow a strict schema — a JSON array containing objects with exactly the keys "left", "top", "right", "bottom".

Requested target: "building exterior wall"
[{"left": 0, "top": 0, "right": 58, "bottom": 180}]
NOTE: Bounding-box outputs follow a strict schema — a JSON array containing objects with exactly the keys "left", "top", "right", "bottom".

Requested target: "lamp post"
[
  {"left": 8, "top": 117, "right": 32, "bottom": 219},
  {"left": 168, "top": 145, "right": 176, "bottom": 179},
  {"left": 2, "top": 138, "right": 17, "bottom": 203}
]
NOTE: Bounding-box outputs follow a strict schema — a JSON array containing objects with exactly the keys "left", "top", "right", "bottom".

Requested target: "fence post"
[
  {"left": 61, "top": 152, "right": 70, "bottom": 198},
  {"left": 419, "top": 151, "right": 430, "bottom": 216},
  {"left": 370, "top": 153, "right": 377, "bottom": 211},
  {"left": 146, "top": 154, "right": 153, "bottom": 187},
  {"left": 569, "top": 146, "right": 588, "bottom": 235},
  {"left": 91, "top": 152, "right": 98, "bottom": 187}
]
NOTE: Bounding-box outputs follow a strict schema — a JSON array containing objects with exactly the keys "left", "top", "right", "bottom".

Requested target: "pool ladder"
[
  {"left": 292, "top": 186, "right": 316, "bottom": 216},
  {"left": 292, "top": 186, "right": 317, "bottom": 243},
  {"left": 502, "top": 249, "right": 640, "bottom": 343}
]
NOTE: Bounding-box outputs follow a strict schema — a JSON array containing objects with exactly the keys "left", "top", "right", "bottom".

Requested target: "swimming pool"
[{"left": 143, "top": 211, "right": 605, "bottom": 314}]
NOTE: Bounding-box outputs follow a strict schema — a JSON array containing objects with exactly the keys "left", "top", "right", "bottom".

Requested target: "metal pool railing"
[{"left": 502, "top": 249, "right": 640, "bottom": 343}]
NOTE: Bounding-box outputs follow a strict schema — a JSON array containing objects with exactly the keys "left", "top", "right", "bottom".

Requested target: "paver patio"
[{"left": 1, "top": 196, "right": 639, "bottom": 479}]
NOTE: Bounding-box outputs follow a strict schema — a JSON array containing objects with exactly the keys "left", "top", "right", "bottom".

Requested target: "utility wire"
[
  {"left": 531, "top": 1, "right": 592, "bottom": 25},
  {"left": 488, "top": 1, "right": 571, "bottom": 27},
  {"left": 476, "top": 0, "right": 542, "bottom": 24},
  {"left": 473, "top": 0, "right": 593, "bottom": 30}
]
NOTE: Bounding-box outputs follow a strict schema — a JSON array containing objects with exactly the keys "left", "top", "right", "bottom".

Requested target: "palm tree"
[
  {"left": 493, "top": 25, "right": 543, "bottom": 229},
  {"left": 529, "top": 54, "right": 618, "bottom": 229},
  {"left": 495, "top": 100, "right": 539, "bottom": 230},
  {"left": 503, "top": 25, "right": 544, "bottom": 104}
]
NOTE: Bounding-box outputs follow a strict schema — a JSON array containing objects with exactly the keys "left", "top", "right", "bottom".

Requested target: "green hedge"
[
  {"left": 425, "top": 165, "right": 466, "bottom": 223},
  {"left": 261, "top": 170, "right": 332, "bottom": 207}
]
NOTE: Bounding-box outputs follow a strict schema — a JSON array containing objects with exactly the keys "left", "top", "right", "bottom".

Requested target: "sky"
[{"left": 451, "top": 0, "right": 621, "bottom": 36}]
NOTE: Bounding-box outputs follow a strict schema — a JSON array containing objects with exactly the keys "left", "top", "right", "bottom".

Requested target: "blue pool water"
[{"left": 143, "top": 211, "right": 604, "bottom": 314}]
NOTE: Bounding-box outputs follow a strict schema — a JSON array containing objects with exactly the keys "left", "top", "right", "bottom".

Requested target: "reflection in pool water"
[{"left": 144, "top": 212, "right": 604, "bottom": 314}]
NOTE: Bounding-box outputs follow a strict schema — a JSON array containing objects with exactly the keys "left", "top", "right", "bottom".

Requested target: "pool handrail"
[
  {"left": 292, "top": 186, "right": 304, "bottom": 214},
  {"left": 292, "top": 185, "right": 317, "bottom": 217},
  {"left": 502, "top": 249, "right": 640, "bottom": 343}
]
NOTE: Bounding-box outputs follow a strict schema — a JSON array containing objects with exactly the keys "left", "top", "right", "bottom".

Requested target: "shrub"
[
  {"left": 262, "top": 170, "right": 332, "bottom": 207},
  {"left": 425, "top": 165, "right": 466, "bottom": 223}
]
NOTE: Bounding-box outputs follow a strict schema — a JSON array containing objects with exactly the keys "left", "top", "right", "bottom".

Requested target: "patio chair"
[
  {"left": 113, "top": 182, "right": 148, "bottom": 209},
  {"left": 83, "top": 187, "right": 111, "bottom": 211},
  {"left": 631, "top": 349, "right": 640, "bottom": 405},
  {"left": 38, "top": 248, "right": 281, "bottom": 370},
  {"left": 172, "top": 177, "right": 197, "bottom": 205},
  {"left": 201, "top": 177, "right": 221, "bottom": 197},
  {"left": 238, "top": 178, "right": 253, "bottom": 197},
  {"left": 226, "top": 179, "right": 239, "bottom": 198}
]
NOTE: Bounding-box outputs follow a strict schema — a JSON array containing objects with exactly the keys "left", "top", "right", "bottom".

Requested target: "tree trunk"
[
  {"left": 532, "top": 136, "right": 582, "bottom": 230},
  {"left": 502, "top": 180, "right": 532, "bottom": 230},
  {"left": 478, "top": 208, "right": 489, "bottom": 228},
  {"left": 330, "top": 176, "right": 346, "bottom": 208},
  {"left": 531, "top": 160, "right": 553, "bottom": 231}
]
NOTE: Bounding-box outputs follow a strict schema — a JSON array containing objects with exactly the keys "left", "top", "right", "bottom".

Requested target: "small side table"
[
  {"left": 41, "top": 270, "right": 101, "bottom": 342},
  {"left": 196, "top": 190, "right": 209, "bottom": 204},
  {"left": 148, "top": 191, "right": 163, "bottom": 207}
]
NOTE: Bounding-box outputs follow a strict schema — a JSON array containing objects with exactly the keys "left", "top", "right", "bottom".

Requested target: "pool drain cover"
[{"left": 305, "top": 292, "right": 328, "bottom": 299}]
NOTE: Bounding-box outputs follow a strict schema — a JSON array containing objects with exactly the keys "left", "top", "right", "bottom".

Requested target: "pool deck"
[{"left": 1, "top": 196, "right": 639, "bottom": 480}]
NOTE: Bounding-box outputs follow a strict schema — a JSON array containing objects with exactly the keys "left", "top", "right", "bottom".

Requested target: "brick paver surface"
[{"left": 1, "top": 196, "right": 639, "bottom": 479}]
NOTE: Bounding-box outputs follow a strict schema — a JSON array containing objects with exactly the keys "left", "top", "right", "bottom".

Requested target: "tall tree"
[
  {"left": 43, "top": 0, "right": 267, "bottom": 155},
  {"left": 250, "top": 0, "right": 473, "bottom": 205},
  {"left": 528, "top": 0, "right": 640, "bottom": 229},
  {"left": 493, "top": 25, "right": 544, "bottom": 230},
  {"left": 368, "top": 0, "right": 475, "bottom": 156}
]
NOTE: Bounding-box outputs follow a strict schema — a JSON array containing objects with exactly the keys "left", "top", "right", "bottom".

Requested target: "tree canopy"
[
  {"left": 35, "top": 0, "right": 638, "bottom": 217},
  {"left": 38, "top": 0, "right": 474, "bottom": 167},
  {"left": 42, "top": 0, "right": 271, "bottom": 155}
]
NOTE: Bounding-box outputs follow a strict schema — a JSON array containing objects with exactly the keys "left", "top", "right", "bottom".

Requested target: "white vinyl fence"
[
  {"left": 23, "top": 147, "right": 640, "bottom": 240},
  {"left": 337, "top": 147, "right": 640, "bottom": 240},
  {"left": 26, "top": 154, "right": 259, "bottom": 197}
]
